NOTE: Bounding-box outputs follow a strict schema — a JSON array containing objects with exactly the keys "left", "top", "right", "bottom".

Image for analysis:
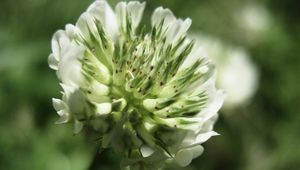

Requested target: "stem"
[{"left": 88, "top": 149, "right": 108, "bottom": 170}]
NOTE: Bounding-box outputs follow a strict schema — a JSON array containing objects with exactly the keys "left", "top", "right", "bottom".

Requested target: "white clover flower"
[
  {"left": 194, "top": 33, "right": 258, "bottom": 110},
  {"left": 48, "top": 1, "right": 224, "bottom": 169}
]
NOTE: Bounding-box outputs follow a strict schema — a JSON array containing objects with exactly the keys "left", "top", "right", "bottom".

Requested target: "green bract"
[{"left": 48, "top": 0, "right": 224, "bottom": 169}]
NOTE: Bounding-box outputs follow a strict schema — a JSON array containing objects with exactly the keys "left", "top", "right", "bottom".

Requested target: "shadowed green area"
[{"left": 0, "top": 0, "right": 299, "bottom": 169}]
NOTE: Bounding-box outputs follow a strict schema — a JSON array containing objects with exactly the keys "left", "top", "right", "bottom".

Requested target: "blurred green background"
[{"left": 0, "top": 0, "right": 299, "bottom": 169}]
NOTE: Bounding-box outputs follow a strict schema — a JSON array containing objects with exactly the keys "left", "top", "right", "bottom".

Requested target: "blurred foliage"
[{"left": 0, "top": 0, "right": 299, "bottom": 170}]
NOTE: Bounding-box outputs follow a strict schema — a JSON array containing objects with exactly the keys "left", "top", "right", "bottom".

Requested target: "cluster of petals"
[{"left": 48, "top": 0, "right": 224, "bottom": 169}]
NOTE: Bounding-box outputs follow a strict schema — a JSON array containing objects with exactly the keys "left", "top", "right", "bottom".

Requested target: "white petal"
[
  {"left": 116, "top": 1, "right": 146, "bottom": 32},
  {"left": 152, "top": 8, "right": 192, "bottom": 45},
  {"left": 190, "top": 145, "right": 204, "bottom": 158},
  {"left": 179, "top": 46, "right": 208, "bottom": 71},
  {"left": 57, "top": 43, "right": 85, "bottom": 86},
  {"left": 199, "top": 114, "right": 218, "bottom": 133},
  {"left": 126, "top": 1, "right": 146, "bottom": 30},
  {"left": 68, "top": 90, "right": 87, "bottom": 115},
  {"left": 90, "top": 81, "right": 110, "bottom": 96},
  {"left": 55, "top": 110, "right": 70, "bottom": 124},
  {"left": 176, "top": 18, "right": 192, "bottom": 38},
  {"left": 48, "top": 53, "right": 59, "bottom": 70},
  {"left": 151, "top": 7, "right": 176, "bottom": 27},
  {"left": 52, "top": 98, "right": 65, "bottom": 112},
  {"left": 175, "top": 148, "right": 193, "bottom": 167},
  {"left": 143, "top": 98, "right": 157, "bottom": 111},
  {"left": 51, "top": 30, "right": 70, "bottom": 60},
  {"left": 181, "top": 131, "right": 197, "bottom": 146},
  {"left": 57, "top": 109, "right": 68, "bottom": 117},
  {"left": 194, "top": 131, "right": 219, "bottom": 144},
  {"left": 188, "top": 145, "right": 204, "bottom": 159},
  {"left": 115, "top": 2, "right": 127, "bottom": 31},
  {"left": 76, "top": 12, "right": 98, "bottom": 42},
  {"left": 51, "top": 31, "right": 62, "bottom": 59},
  {"left": 166, "top": 18, "right": 191, "bottom": 44},
  {"left": 95, "top": 103, "right": 112, "bottom": 115},
  {"left": 87, "top": 0, "right": 118, "bottom": 40},
  {"left": 200, "top": 89, "right": 225, "bottom": 121},
  {"left": 65, "top": 24, "right": 78, "bottom": 39},
  {"left": 183, "top": 65, "right": 216, "bottom": 99},
  {"left": 60, "top": 83, "right": 76, "bottom": 99},
  {"left": 140, "top": 145, "right": 155, "bottom": 157},
  {"left": 157, "top": 117, "right": 203, "bottom": 131}
]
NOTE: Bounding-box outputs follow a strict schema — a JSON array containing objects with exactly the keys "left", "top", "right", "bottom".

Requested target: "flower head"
[{"left": 48, "top": 0, "right": 224, "bottom": 169}]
